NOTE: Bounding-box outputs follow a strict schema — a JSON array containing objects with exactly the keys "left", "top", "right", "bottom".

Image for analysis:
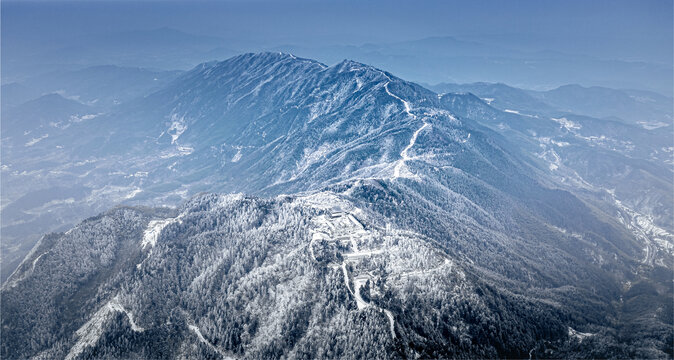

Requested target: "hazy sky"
[
  {"left": 3, "top": 0, "right": 672, "bottom": 64},
  {"left": 1, "top": 0, "right": 672, "bottom": 94}
]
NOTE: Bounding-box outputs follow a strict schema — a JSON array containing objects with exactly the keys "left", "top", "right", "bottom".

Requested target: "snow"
[
  {"left": 31, "top": 252, "right": 47, "bottom": 271},
  {"left": 188, "top": 324, "right": 209, "bottom": 345},
  {"left": 25, "top": 134, "right": 48, "bottom": 147},
  {"left": 124, "top": 188, "right": 143, "bottom": 200},
  {"left": 638, "top": 121, "right": 670, "bottom": 130},
  {"left": 568, "top": 327, "right": 594, "bottom": 342},
  {"left": 353, "top": 275, "right": 370, "bottom": 310},
  {"left": 176, "top": 146, "right": 194, "bottom": 156},
  {"left": 396, "top": 258, "right": 452, "bottom": 279},
  {"left": 231, "top": 148, "right": 242, "bottom": 162},
  {"left": 290, "top": 142, "right": 341, "bottom": 181},
  {"left": 87, "top": 185, "right": 142, "bottom": 203},
  {"left": 108, "top": 298, "right": 144, "bottom": 332},
  {"left": 551, "top": 139, "right": 570, "bottom": 147},
  {"left": 343, "top": 249, "right": 384, "bottom": 261},
  {"left": 604, "top": 189, "right": 674, "bottom": 265},
  {"left": 399, "top": 123, "right": 430, "bottom": 160},
  {"left": 142, "top": 217, "right": 178, "bottom": 249},
  {"left": 384, "top": 82, "right": 414, "bottom": 116},
  {"left": 383, "top": 81, "right": 431, "bottom": 180},
  {"left": 383, "top": 310, "right": 396, "bottom": 339},
  {"left": 307, "top": 206, "right": 396, "bottom": 338},
  {"left": 22, "top": 198, "right": 76, "bottom": 215},
  {"left": 537, "top": 139, "right": 563, "bottom": 172},
  {"left": 69, "top": 113, "right": 100, "bottom": 123},
  {"left": 187, "top": 323, "right": 235, "bottom": 358},
  {"left": 341, "top": 262, "right": 354, "bottom": 295},
  {"left": 66, "top": 296, "right": 143, "bottom": 360},
  {"left": 551, "top": 117, "right": 581, "bottom": 130},
  {"left": 505, "top": 109, "right": 537, "bottom": 118},
  {"left": 160, "top": 145, "right": 194, "bottom": 159},
  {"left": 167, "top": 113, "right": 188, "bottom": 144}
]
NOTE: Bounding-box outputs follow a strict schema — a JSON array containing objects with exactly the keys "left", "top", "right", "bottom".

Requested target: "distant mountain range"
[
  {"left": 273, "top": 35, "right": 674, "bottom": 96},
  {"left": 1, "top": 53, "right": 672, "bottom": 359},
  {"left": 428, "top": 82, "right": 673, "bottom": 126},
  {"left": 4, "top": 27, "right": 672, "bottom": 95}
]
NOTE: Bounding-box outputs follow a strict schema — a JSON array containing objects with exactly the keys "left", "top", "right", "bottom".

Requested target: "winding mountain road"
[{"left": 309, "top": 209, "right": 397, "bottom": 339}]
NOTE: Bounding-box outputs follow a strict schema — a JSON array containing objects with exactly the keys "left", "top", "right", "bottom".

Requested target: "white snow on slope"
[
  {"left": 31, "top": 252, "right": 47, "bottom": 271},
  {"left": 393, "top": 122, "right": 430, "bottom": 179},
  {"left": 568, "top": 327, "right": 594, "bottom": 342},
  {"left": 383, "top": 81, "right": 431, "bottom": 180},
  {"left": 142, "top": 216, "right": 181, "bottom": 249},
  {"left": 550, "top": 117, "right": 581, "bottom": 130},
  {"left": 307, "top": 204, "right": 397, "bottom": 338},
  {"left": 167, "top": 113, "right": 188, "bottom": 144},
  {"left": 25, "top": 134, "right": 48, "bottom": 147},
  {"left": 606, "top": 189, "right": 674, "bottom": 265},
  {"left": 87, "top": 185, "right": 142, "bottom": 204},
  {"left": 384, "top": 82, "right": 414, "bottom": 117},
  {"left": 3, "top": 248, "right": 50, "bottom": 289},
  {"left": 231, "top": 148, "right": 242, "bottom": 162},
  {"left": 70, "top": 113, "right": 100, "bottom": 123},
  {"left": 504, "top": 109, "right": 537, "bottom": 118},
  {"left": 66, "top": 296, "right": 143, "bottom": 360},
  {"left": 187, "top": 323, "right": 236, "bottom": 359},
  {"left": 638, "top": 121, "right": 670, "bottom": 130},
  {"left": 303, "top": 192, "right": 465, "bottom": 341}
]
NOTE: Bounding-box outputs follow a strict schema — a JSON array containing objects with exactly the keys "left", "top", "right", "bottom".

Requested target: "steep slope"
[
  {"left": 2, "top": 53, "right": 672, "bottom": 358},
  {"left": 0, "top": 194, "right": 582, "bottom": 359},
  {"left": 435, "top": 90, "right": 673, "bottom": 250},
  {"left": 431, "top": 81, "right": 674, "bottom": 128}
]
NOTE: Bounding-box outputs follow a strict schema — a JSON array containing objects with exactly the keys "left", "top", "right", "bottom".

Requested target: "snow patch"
[
  {"left": 25, "top": 134, "right": 48, "bottom": 147},
  {"left": 167, "top": 113, "right": 188, "bottom": 144},
  {"left": 638, "top": 121, "right": 670, "bottom": 130},
  {"left": 66, "top": 296, "right": 143, "bottom": 360},
  {"left": 568, "top": 327, "right": 594, "bottom": 342},
  {"left": 142, "top": 217, "right": 180, "bottom": 249},
  {"left": 551, "top": 117, "right": 581, "bottom": 130},
  {"left": 393, "top": 122, "right": 430, "bottom": 179},
  {"left": 231, "top": 148, "right": 242, "bottom": 162},
  {"left": 70, "top": 113, "right": 100, "bottom": 123}
]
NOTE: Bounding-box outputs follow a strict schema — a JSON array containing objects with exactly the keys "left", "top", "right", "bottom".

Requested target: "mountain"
[
  {"left": 2, "top": 93, "right": 92, "bottom": 135},
  {"left": 429, "top": 82, "right": 674, "bottom": 235},
  {"left": 1, "top": 82, "right": 41, "bottom": 108},
  {"left": 1, "top": 93, "right": 98, "bottom": 277},
  {"left": 534, "top": 84, "right": 673, "bottom": 126},
  {"left": 426, "top": 82, "right": 556, "bottom": 113},
  {"left": 2, "top": 53, "right": 672, "bottom": 359},
  {"left": 430, "top": 82, "right": 674, "bottom": 127},
  {"left": 272, "top": 36, "right": 674, "bottom": 96},
  {"left": 21, "top": 65, "right": 183, "bottom": 110}
]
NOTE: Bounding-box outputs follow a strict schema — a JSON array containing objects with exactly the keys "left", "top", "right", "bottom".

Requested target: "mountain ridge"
[{"left": 1, "top": 52, "right": 672, "bottom": 359}]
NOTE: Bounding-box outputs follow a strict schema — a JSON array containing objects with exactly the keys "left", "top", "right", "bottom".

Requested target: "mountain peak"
[
  {"left": 189, "top": 52, "right": 325, "bottom": 81},
  {"left": 227, "top": 52, "right": 320, "bottom": 67},
  {"left": 334, "top": 58, "right": 384, "bottom": 74}
]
